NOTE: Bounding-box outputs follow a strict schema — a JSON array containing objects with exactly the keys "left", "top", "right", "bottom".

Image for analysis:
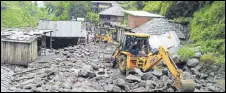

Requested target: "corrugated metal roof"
[
  {"left": 123, "top": 10, "right": 164, "bottom": 18},
  {"left": 37, "top": 20, "right": 85, "bottom": 37},
  {"left": 132, "top": 18, "right": 185, "bottom": 39},
  {"left": 99, "top": 5, "right": 124, "bottom": 16}
]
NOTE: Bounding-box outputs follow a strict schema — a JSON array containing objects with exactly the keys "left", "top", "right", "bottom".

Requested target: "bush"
[
  {"left": 200, "top": 53, "right": 215, "bottom": 63},
  {"left": 177, "top": 47, "right": 195, "bottom": 62},
  {"left": 214, "top": 55, "right": 225, "bottom": 64}
]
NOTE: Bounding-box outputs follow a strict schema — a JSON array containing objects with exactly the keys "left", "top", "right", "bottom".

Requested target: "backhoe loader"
[
  {"left": 111, "top": 32, "right": 195, "bottom": 92},
  {"left": 95, "top": 26, "right": 114, "bottom": 43}
]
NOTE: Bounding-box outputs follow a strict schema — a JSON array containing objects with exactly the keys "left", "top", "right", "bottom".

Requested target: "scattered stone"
[
  {"left": 88, "top": 72, "right": 96, "bottom": 78},
  {"left": 172, "top": 54, "right": 180, "bottom": 64},
  {"left": 194, "top": 88, "right": 200, "bottom": 92},
  {"left": 146, "top": 80, "right": 155, "bottom": 89},
  {"left": 141, "top": 72, "right": 152, "bottom": 80},
  {"left": 152, "top": 69, "right": 163, "bottom": 78},
  {"left": 167, "top": 87, "right": 174, "bottom": 92},
  {"left": 117, "top": 78, "right": 126, "bottom": 87},
  {"left": 138, "top": 80, "right": 146, "bottom": 87},
  {"left": 132, "top": 87, "right": 146, "bottom": 92},
  {"left": 196, "top": 83, "right": 201, "bottom": 89},
  {"left": 125, "top": 74, "right": 141, "bottom": 83},
  {"left": 112, "top": 85, "right": 121, "bottom": 92},
  {"left": 104, "top": 84, "right": 113, "bottom": 92},
  {"left": 187, "top": 58, "right": 199, "bottom": 67},
  {"left": 201, "top": 73, "right": 208, "bottom": 79}
]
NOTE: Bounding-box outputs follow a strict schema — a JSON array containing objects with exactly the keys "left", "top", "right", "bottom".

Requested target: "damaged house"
[
  {"left": 1, "top": 28, "right": 53, "bottom": 65},
  {"left": 37, "top": 20, "right": 86, "bottom": 49},
  {"left": 91, "top": 1, "right": 118, "bottom": 13},
  {"left": 99, "top": 4, "right": 124, "bottom": 25},
  {"left": 132, "top": 18, "right": 186, "bottom": 53}
]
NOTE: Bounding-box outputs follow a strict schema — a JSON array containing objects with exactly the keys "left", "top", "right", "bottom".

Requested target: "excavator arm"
[{"left": 144, "top": 46, "right": 195, "bottom": 92}]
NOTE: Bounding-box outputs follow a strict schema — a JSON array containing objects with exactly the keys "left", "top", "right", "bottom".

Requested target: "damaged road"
[{"left": 1, "top": 42, "right": 225, "bottom": 92}]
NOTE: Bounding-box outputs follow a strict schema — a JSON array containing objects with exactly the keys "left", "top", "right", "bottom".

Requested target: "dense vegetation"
[
  {"left": 1, "top": 1, "right": 53, "bottom": 28},
  {"left": 142, "top": 1, "right": 225, "bottom": 64},
  {"left": 1, "top": 1, "right": 225, "bottom": 64}
]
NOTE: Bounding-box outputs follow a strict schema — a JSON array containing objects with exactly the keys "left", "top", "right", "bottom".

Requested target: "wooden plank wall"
[{"left": 1, "top": 39, "right": 38, "bottom": 66}]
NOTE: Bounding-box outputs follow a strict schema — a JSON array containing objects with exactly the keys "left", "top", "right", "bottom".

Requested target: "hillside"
[
  {"left": 1, "top": 1, "right": 53, "bottom": 28},
  {"left": 142, "top": 1, "right": 225, "bottom": 64}
]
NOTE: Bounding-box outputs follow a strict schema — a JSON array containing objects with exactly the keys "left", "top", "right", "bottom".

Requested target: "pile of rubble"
[{"left": 1, "top": 42, "right": 225, "bottom": 92}]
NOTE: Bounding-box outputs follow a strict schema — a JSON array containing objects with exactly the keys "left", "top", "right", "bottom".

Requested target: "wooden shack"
[{"left": 1, "top": 36, "right": 39, "bottom": 66}]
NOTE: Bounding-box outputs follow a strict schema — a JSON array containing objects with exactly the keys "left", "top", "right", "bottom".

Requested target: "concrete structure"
[
  {"left": 123, "top": 10, "right": 164, "bottom": 29},
  {"left": 99, "top": 5, "right": 124, "bottom": 25},
  {"left": 1, "top": 29, "right": 53, "bottom": 66},
  {"left": 91, "top": 1, "right": 117, "bottom": 13}
]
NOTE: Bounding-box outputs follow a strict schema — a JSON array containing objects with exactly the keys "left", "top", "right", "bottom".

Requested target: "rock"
[
  {"left": 62, "top": 83, "right": 71, "bottom": 89},
  {"left": 194, "top": 88, "right": 200, "bottom": 92},
  {"left": 132, "top": 87, "right": 146, "bottom": 92},
  {"left": 125, "top": 74, "right": 141, "bottom": 82},
  {"left": 172, "top": 54, "right": 180, "bottom": 64},
  {"left": 138, "top": 80, "right": 146, "bottom": 87},
  {"left": 196, "top": 83, "right": 201, "bottom": 89},
  {"left": 162, "top": 68, "right": 168, "bottom": 76},
  {"left": 187, "top": 58, "right": 199, "bottom": 67},
  {"left": 31, "top": 86, "right": 37, "bottom": 92},
  {"left": 112, "top": 85, "right": 121, "bottom": 92},
  {"left": 90, "top": 64, "right": 98, "bottom": 70},
  {"left": 201, "top": 73, "right": 208, "bottom": 78},
  {"left": 69, "top": 50, "right": 74, "bottom": 53},
  {"left": 23, "top": 84, "right": 32, "bottom": 90},
  {"left": 195, "top": 52, "right": 202, "bottom": 58},
  {"left": 191, "top": 68, "right": 201, "bottom": 77},
  {"left": 104, "top": 84, "right": 114, "bottom": 92},
  {"left": 167, "top": 87, "right": 174, "bottom": 92},
  {"left": 78, "top": 65, "right": 93, "bottom": 78},
  {"left": 133, "top": 68, "right": 144, "bottom": 76},
  {"left": 152, "top": 69, "right": 163, "bottom": 78},
  {"left": 145, "top": 80, "right": 155, "bottom": 89},
  {"left": 210, "top": 72, "right": 214, "bottom": 76},
  {"left": 141, "top": 72, "right": 152, "bottom": 80},
  {"left": 161, "top": 75, "right": 169, "bottom": 82},
  {"left": 124, "top": 85, "right": 130, "bottom": 92},
  {"left": 117, "top": 78, "right": 126, "bottom": 87},
  {"left": 156, "top": 81, "right": 164, "bottom": 89},
  {"left": 88, "top": 72, "right": 96, "bottom": 78},
  {"left": 208, "top": 85, "right": 216, "bottom": 92},
  {"left": 62, "top": 51, "right": 68, "bottom": 56},
  {"left": 181, "top": 72, "right": 191, "bottom": 80}
]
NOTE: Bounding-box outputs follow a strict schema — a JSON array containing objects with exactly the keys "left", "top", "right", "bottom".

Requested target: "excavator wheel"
[{"left": 119, "top": 55, "right": 127, "bottom": 75}]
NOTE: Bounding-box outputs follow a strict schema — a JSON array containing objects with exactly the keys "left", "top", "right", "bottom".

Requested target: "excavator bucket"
[{"left": 180, "top": 79, "right": 196, "bottom": 92}]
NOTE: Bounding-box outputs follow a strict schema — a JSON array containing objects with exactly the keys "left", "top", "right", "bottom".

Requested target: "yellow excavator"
[
  {"left": 95, "top": 26, "right": 114, "bottom": 43},
  {"left": 111, "top": 32, "right": 195, "bottom": 92}
]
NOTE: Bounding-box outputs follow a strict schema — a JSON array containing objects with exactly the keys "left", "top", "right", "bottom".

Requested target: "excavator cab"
[
  {"left": 95, "top": 22, "right": 114, "bottom": 43},
  {"left": 111, "top": 32, "right": 196, "bottom": 92}
]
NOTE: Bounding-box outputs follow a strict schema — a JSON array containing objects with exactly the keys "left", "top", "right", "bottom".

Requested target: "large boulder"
[
  {"left": 125, "top": 75, "right": 141, "bottom": 83},
  {"left": 141, "top": 72, "right": 152, "bottom": 80},
  {"left": 152, "top": 69, "right": 163, "bottom": 78},
  {"left": 145, "top": 80, "right": 155, "bottom": 90},
  {"left": 117, "top": 78, "right": 126, "bottom": 88},
  {"left": 172, "top": 54, "right": 180, "bottom": 64},
  {"left": 104, "top": 84, "right": 114, "bottom": 92},
  {"left": 112, "top": 85, "right": 121, "bottom": 92},
  {"left": 187, "top": 58, "right": 199, "bottom": 67}
]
